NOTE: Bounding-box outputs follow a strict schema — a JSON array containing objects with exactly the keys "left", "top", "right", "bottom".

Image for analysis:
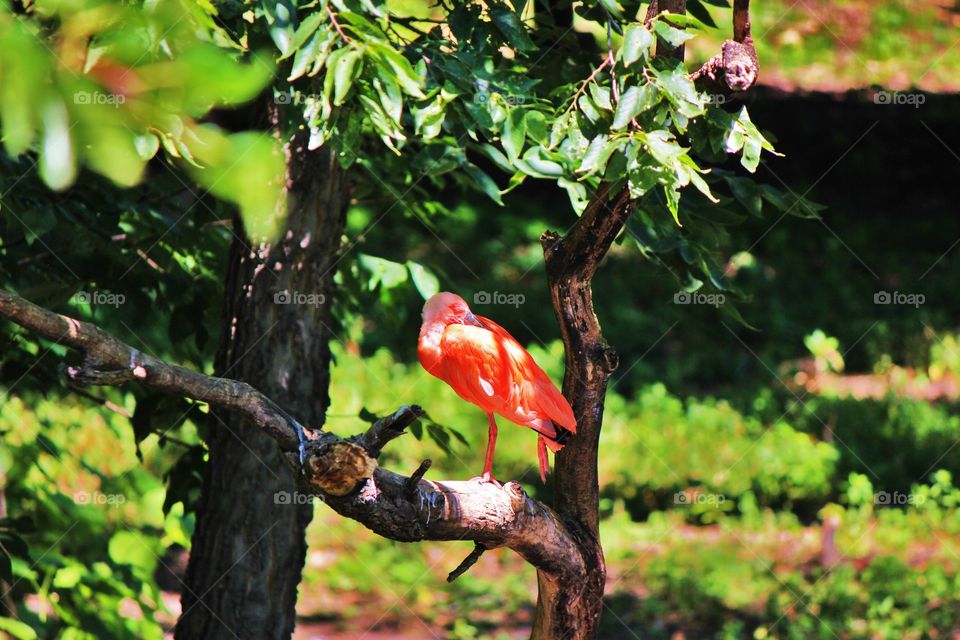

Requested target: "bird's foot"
[{"left": 469, "top": 472, "right": 502, "bottom": 488}]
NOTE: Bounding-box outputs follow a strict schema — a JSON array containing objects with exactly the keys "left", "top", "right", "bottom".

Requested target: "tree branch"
[
  {"left": 532, "top": 182, "right": 635, "bottom": 638},
  {"left": 691, "top": 0, "right": 759, "bottom": 93},
  {"left": 0, "top": 289, "right": 585, "bottom": 581}
]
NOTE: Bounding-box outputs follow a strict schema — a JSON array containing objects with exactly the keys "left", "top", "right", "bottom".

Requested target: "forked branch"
[{"left": 0, "top": 290, "right": 584, "bottom": 581}]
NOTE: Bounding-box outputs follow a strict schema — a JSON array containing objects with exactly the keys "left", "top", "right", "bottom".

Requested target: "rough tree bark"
[
  {"left": 0, "top": 3, "right": 769, "bottom": 635},
  {"left": 175, "top": 130, "right": 348, "bottom": 639},
  {"left": 0, "top": 288, "right": 588, "bottom": 599},
  {"left": 532, "top": 186, "right": 634, "bottom": 640}
]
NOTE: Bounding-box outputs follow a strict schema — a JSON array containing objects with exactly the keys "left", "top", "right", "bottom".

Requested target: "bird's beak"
[{"left": 463, "top": 312, "right": 483, "bottom": 327}]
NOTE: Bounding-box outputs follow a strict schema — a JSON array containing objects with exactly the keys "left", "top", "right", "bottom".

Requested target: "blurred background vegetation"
[{"left": 3, "top": 0, "right": 960, "bottom": 639}]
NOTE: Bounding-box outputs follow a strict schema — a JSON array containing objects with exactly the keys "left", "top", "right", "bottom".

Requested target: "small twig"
[
  {"left": 154, "top": 432, "right": 194, "bottom": 448},
  {"left": 0, "top": 289, "right": 588, "bottom": 588},
  {"left": 328, "top": 11, "right": 350, "bottom": 43},
  {"left": 404, "top": 459, "right": 432, "bottom": 498},
  {"left": 66, "top": 385, "right": 133, "bottom": 418},
  {"left": 353, "top": 404, "right": 424, "bottom": 457},
  {"left": 447, "top": 543, "right": 486, "bottom": 582},
  {"left": 565, "top": 58, "right": 612, "bottom": 114}
]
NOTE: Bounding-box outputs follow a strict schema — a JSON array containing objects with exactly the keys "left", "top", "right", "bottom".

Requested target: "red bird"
[{"left": 418, "top": 292, "right": 576, "bottom": 483}]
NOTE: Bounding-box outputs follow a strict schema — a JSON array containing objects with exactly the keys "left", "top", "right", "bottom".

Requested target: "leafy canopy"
[
  {"left": 270, "top": 0, "right": 818, "bottom": 303},
  {"left": 0, "top": 0, "right": 285, "bottom": 239}
]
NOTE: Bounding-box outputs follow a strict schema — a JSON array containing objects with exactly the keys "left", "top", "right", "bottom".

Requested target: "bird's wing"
[
  {"left": 444, "top": 320, "right": 576, "bottom": 431},
  {"left": 438, "top": 324, "right": 512, "bottom": 409},
  {"left": 476, "top": 315, "right": 576, "bottom": 431}
]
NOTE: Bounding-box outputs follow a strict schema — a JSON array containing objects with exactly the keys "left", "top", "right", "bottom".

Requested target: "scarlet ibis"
[{"left": 418, "top": 292, "right": 576, "bottom": 483}]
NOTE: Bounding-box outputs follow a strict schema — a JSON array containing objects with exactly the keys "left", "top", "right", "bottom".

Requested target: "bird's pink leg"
[
  {"left": 537, "top": 435, "right": 550, "bottom": 483},
  {"left": 474, "top": 413, "right": 501, "bottom": 486}
]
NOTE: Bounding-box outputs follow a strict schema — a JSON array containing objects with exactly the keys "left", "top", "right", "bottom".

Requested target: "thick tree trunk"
[
  {"left": 175, "top": 138, "right": 348, "bottom": 639},
  {"left": 532, "top": 187, "right": 634, "bottom": 639}
]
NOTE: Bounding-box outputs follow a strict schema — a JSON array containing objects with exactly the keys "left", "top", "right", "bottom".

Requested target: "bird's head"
[{"left": 421, "top": 292, "right": 478, "bottom": 326}]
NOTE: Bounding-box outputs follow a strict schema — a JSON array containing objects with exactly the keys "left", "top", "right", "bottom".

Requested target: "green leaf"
[
  {"left": 686, "top": 0, "right": 719, "bottom": 28},
  {"left": 489, "top": 6, "right": 536, "bottom": 53},
  {"left": 559, "top": 177, "right": 589, "bottom": 213},
  {"left": 644, "top": 130, "right": 684, "bottom": 165},
  {"left": 375, "top": 73, "right": 403, "bottom": 124},
  {"left": 742, "top": 136, "right": 762, "bottom": 172},
  {"left": 524, "top": 110, "right": 549, "bottom": 145},
  {"left": 262, "top": 0, "right": 298, "bottom": 56},
  {"left": 516, "top": 147, "right": 565, "bottom": 178},
  {"left": 333, "top": 48, "right": 363, "bottom": 106},
  {"left": 323, "top": 47, "right": 351, "bottom": 106},
  {"left": 189, "top": 128, "right": 286, "bottom": 242},
  {"left": 612, "top": 84, "right": 659, "bottom": 130},
  {"left": 653, "top": 19, "right": 695, "bottom": 48},
  {"left": 578, "top": 134, "right": 624, "bottom": 177},
  {"left": 38, "top": 99, "right": 75, "bottom": 190},
  {"left": 464, "top": 164, "right": 504, "bottom": 204},
  {"left": 621, "top": 24, "right": 653, "bottom": 67},
  {"left": 413, "top": 98, "right": 445, "bottom": 139},
  {"left": 725, "top": 175, "right": 763, "bottom": 217},
  {"left": 359, "top": 254, "right": 409, "bottom": 289},
  {"left": 502, "top": 107, "right": 526, "bottom": 161},
  {"left": 548, "top": 112, "right": 570, "bottom": 149},
  {"left": 589, "top": 84, "right": 613, "bottom": 111},
  {"left": 369, "top": 43, "right": 425, "bottom": 98},
  {"left": 0, "top": 617, "right": 37, "bottom": 640},
  {"left": 53, "top": 564, "right": 84, "bottom": 589},
  {"left": 108, "top": 531, "right": 156, "bottom": 572},
  {"left": 280, "top": 11, "right": 324, "bottom": 60},
  {"left": 653, "top": 65, "right": 702, "bottom": 118},
  {"left": 598, "top": 0, "right": 624, "bottom": 18},
  {"left": 577, "top": 94, "right": 602, "bottom": 123},
  {"left": 478, "top": 143, "right": 514, "bottom": 173},
  {"left": 289, "top": 29, "right": 326, "bottom": 80},
  {"left": 407, "top": 261, "right": 440, "bottom": 299}
]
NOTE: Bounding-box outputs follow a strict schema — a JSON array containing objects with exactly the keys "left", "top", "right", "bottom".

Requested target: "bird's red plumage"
[{"left": 418, "top": 292, "right": 575, "bottom": 482}]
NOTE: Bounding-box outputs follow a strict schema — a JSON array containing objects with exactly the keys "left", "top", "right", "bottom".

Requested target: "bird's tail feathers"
[{"left": 528, "top": 418, "right": 572, "bottom": 452}]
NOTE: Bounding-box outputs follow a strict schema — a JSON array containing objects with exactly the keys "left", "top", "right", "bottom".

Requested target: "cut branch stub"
[
  {"left": 0, "top": 290, "right": 586, "bottom": 590},
  {"left": 306, "top": 441, "right": 377, "bottom": 496},
  {"left": 691, "top": 0, "right": 759, "bottom": 93}
]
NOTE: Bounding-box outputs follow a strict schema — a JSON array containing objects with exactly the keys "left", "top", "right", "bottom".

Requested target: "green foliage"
[
  {"left": 0, "top": 395, "right": 194, "bottom": 639},
  {"left": 0, "top": 0, "right": 285, "bottom": 239},
  {"left": 603, "top": 384, "right": 839, "bottom": 516},
  {"left": 684, "top": 0, "right": 960, "bottom": 92},
  {"left": 786, "top": 396, "right": 960, "bottom": 496},
  {"left": 805, "top": 329, "right": 845, "bottom": 373},
  {"left": 268, "top": 0, "right": 814, "bottom": 308}
]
